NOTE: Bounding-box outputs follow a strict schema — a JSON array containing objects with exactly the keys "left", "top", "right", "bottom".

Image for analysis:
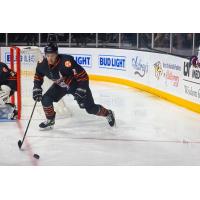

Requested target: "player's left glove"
[{"left": 74, "top": 88, "right": 87, "bottom": 108}]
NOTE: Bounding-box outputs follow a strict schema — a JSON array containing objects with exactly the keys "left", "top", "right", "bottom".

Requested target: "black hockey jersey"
[
  {"left": 0, "top": 62, "right": 17, "bottom": 91},
  {"left": 34, "top": 54, "right": 89, "bottom": 90}
]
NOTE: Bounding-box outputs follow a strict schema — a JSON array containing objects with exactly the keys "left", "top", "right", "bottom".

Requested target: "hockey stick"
[{"left": 18, "top": 100, "right": 38, "bottom": 149}]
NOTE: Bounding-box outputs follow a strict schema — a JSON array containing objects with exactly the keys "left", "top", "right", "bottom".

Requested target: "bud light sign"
[
  {"left": 72, "top": 54, "right": 92, "bottom": 68},
  {"left": 98, "top": 55, "right": 126, "bottom": 71}
]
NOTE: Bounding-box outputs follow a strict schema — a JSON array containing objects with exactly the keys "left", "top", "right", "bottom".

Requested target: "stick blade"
[{"left": 18, "top": 140, "right": 22, "bottom": 149}]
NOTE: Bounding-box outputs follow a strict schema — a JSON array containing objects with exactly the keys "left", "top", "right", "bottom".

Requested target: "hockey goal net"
[{"left": 10, "top": 46, "right": 70, "bottom": 120}]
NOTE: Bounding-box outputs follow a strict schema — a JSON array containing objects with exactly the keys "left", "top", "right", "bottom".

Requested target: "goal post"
[{"left": 10, "top": 46, "right": 21, "bottom": 119}]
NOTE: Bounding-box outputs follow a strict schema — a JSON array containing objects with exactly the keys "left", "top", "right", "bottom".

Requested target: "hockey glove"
[
  {"left": 0, "top": 85, "right": 11, "bottom": 105},
  {"left": 74, "top": 88, "right": 87, "bottom": 108},
  {"left": 33, "top": 88, "right": 42, "bottom": 102}
]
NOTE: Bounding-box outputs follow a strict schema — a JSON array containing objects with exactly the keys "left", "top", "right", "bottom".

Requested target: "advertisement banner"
[
  {"left": 98, "top": 55, "right": 126, "bottom": 71},
  {"left": 1, "top": 47, "right": 199, "bottom": 107}
]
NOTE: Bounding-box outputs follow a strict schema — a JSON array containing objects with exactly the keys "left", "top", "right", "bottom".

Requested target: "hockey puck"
[{"left": 33, "top": 154, "right": 40, "bottom": 159}]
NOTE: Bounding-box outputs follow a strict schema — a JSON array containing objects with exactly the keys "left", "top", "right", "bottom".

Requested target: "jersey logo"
[
  {"left": 65, "top": 61, "right": 72, "bottom": 68},
  {"left": 2, "top": 67, "right": 8, "bottom": 73}
]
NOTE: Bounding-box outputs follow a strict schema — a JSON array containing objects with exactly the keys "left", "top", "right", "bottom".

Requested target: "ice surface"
[{"left": 1, "top": 81, "right": 200, "bottom": 165}]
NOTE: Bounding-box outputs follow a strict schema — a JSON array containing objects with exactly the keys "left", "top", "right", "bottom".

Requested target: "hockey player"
[
  {"left": 0, "top": 61, "right": 18, "bottom": 120},
  {"left": 190, "top": 55, "right": 200, "bottom": 67},
  {"left": 33, "top": 43, "right": 115, "bottom": 129}
]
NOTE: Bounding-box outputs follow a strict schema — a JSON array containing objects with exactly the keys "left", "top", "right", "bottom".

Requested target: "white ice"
[{"left": 1, "top": 81, "right": 200, "bottom": 165}]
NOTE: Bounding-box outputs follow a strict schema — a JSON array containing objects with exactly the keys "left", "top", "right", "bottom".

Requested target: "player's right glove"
[{"left": 33, "top": 87, "right": 42, "bottom": 102}]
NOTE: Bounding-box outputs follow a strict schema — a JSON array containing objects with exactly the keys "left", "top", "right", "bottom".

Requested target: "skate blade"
[
  {"left": 112, "top": 111, "right": 117, "bottom": 128},
  {"left": 39, "top": 125, "right": 54, "bottom": 131},
  {"left": 108, "top": 111, "right": 117, "bottom": 128},
  {"left": 112, "top": 119, "right": 117, "bottom": 128}
]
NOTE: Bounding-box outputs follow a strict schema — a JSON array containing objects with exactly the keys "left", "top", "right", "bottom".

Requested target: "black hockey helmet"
[{"left": 44, "top": 42, "right": 58, "bottom": 54}]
